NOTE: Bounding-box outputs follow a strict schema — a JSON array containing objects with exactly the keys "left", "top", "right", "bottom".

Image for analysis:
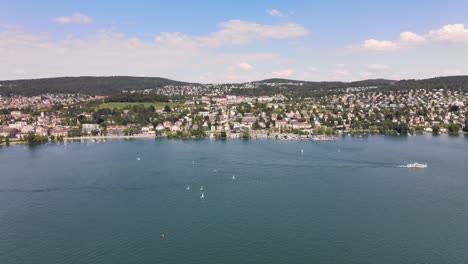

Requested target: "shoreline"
[
  {"left": 1, "top": 132, "right": 467, "bottom": 147},
  {"left": 64, "top": 134, "right": 156, "bottom": 141}
]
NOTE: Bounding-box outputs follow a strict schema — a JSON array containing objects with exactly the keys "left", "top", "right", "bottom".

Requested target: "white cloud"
[
  {"left": 266, "top": 9, "right": 285, "bottom": 18},
  {"left": 363, "top": 39, "right": 399, "bottom": 51},
  {"left": 367, "top": 64, "right": 388, "bottom": 70},
  {"left": 425, "top": 24, "right": 468, "bottom": 43},
  {"left": 0, "top": 20, "right": 305, "bottom": 82},
  {"left": 237, "top": 62, "right": 254, "bottom": 71},
  {"left": 156, "top": 20, "right": 308, "bottom": 48},
  {"left": 399, "top": 31, "right": 425, "bottom": 43},
  {"left": 54, "top": 13, "right": 92, "bottom": 24},
  {"left": 360, "top": 23, "right": 468, "bottom": 52}
]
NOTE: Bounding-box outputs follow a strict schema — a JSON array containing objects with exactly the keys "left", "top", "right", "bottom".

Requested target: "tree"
[
  {"left": 252, "top": 121, "right": 261, "bottom": 130},
  {"left": 432, "top": 125, "right": 440, "bottom": 134},
  {"left": 447, "top": 123, "right": 460, "bottom": 133},
  {"left": 164, "top": 105, "right": 172, "bottom": 113},
  {"left": 242, "top": 130, "right": 250, "bottom": 139},
  {"left": 23, "top": 132, "right": 48, "bottom": 144}
]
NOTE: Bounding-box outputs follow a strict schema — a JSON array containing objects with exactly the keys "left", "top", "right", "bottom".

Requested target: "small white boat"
[
  {"left": 402, "top": 163, "right": 428, "bottom": 168},
  {"left": 200, "top": 192, "right": 204, "bottom": 199},
  {"left": 232, "top": 175, "right": 236, "bottom": 180},
  {"left": 338, "top": 148, "right": 341, "bottom": 153},
  {"left": 301, "top": 149, "right": 304, "bottom": 153},
  {"left": 200, "top": 186, "right": 204, "bottom": 191},
  {"left": 186, "top": 185, "right": 190, "bottom": 191},
  {"left": 137, "top": 157, "right": 141, "bottom": 161}
]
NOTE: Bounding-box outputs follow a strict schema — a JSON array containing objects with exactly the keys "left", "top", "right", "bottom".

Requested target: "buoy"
[{"left": 161, "top": 233, "right": 166, "bottom": 240}]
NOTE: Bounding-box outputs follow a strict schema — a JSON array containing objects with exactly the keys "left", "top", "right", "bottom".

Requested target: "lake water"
[{"left": 1, "top": 135, "right": 467, "bottom": 264}]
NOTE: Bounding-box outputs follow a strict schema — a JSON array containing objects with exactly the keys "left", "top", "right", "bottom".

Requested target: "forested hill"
[
  {"left": 255, "top": 78, "right": 395, "bottom": 86},
  {"left": 0, "top": 76, "right": 196, "bottom": 96},
  {"left": 0, "top": 75, "right": 467, "bottom": 96},
  {"left": 387, "top": 76, "right": 468, "bottom": 91}
]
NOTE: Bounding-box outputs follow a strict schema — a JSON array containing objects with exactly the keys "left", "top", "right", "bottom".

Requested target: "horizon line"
[{"left": 1, "top": 74, "right": 467, "bottom": 85}]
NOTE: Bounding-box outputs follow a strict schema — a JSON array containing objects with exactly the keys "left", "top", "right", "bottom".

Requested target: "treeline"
[
  {"left": 106, "top": 93, "right": 170, "bottom": 103},
  {"left": 382, "top": 76, "right": 468, "bottom": 92},
  {"left": 233, "top": 79, "right": 394, "bottom": 97},
  {"left": 236, "top": 77, "right": 468, "bottom": 97},
  {"left": 1, "top": 75, "right": 468, "bottom": 97},
  {"left": 0, "top": 76, "right": 196, "bottom": 96}
]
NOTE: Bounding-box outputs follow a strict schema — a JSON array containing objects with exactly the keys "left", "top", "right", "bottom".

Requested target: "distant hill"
[
  {"left": 255, "top": 78, "right": 307, "bottom": 84},
  {"left": 256, "top": 78, "right": 395, "bottom": 86},
  {"left": 0, "top": 76, "right": 196, "bottom": 96},
  {"left": 389, "top": 76, "right": 468, "bottom": 91},
  {"left": 0, "top": 75, "right": 467, "bottom": 96}
]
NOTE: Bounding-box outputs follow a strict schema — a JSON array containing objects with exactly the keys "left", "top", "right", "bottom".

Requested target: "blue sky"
[{"left": 1, "top": 0, "right": 468, "bottom": 82}]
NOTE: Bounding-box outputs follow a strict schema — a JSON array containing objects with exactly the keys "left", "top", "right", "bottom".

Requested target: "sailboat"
[
  {"left": 232, "top": 175, "right": 236, "bottom": 180},
  {"left": 200, "top": 192, "right": 205, "bottom": 199}
]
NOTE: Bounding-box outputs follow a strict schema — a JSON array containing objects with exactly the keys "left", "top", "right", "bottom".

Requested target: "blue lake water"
[{"left": 0, "top": 135, "right": 467, "bottom": 264}]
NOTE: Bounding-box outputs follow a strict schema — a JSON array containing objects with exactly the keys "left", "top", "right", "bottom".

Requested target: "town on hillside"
[{"left": 1, "top": 80, "right": 467, "bottom": 145}]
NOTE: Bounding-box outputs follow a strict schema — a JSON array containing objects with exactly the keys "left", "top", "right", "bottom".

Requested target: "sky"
[{"left": 1, "top": 0, "right": 468, "bottom": 83}]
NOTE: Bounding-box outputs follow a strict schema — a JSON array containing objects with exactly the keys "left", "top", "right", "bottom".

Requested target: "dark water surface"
[{"left": 1, "top": 135, "right": 467, "bottom": 264}]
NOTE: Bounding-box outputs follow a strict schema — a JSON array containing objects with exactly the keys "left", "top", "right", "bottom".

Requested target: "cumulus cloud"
[
  {"left": 156, "top": 20, "right": 308, "bottom": 48},
  {"left": 399, "top": 31, "right": 425, "bottom": 43},
  {"left": 266, "top": 9, "right": 285, "bottom": 18},
  {"left": 360, "top": 23, "right": 468, "bottom": 51},
  {"left": 54, "top": 13, "right": 92, "bottom": 24},
  {"left": 363, "top": 39, "right": 399, "bottom": 51},
  {"left": 0, "top": 19, "right": 308, "bottom": 82},
  {"left": 426, "top": 24, "right": 468, "bottom": 43},
  {"left": 237, "top": 62, "right": 254, "bottom": 71}
]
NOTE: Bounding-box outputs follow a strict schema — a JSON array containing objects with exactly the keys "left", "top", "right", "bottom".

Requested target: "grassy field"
[{"left": 95, "top": 101, "right": 186, "bottom": 110}]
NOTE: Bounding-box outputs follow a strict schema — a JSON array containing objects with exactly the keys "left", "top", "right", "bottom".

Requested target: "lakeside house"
[
  {"left": 50, "top": 128, "right": 72, "bottom": 137},
  {"left": 82, "top": 123, "right": 100, "bottom": 133},
  {"left": 106, "top": 125, "right": 127, "bottom": 136}
]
